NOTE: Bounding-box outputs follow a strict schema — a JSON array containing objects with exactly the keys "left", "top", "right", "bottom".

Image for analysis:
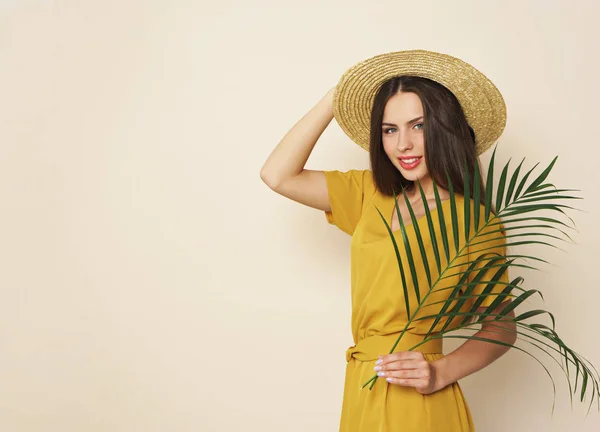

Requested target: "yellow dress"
[{"left": 323, "top": 169, "right": 509, "bottom": 432}]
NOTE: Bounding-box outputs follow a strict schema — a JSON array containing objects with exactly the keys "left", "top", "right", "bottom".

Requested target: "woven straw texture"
[{"left": 332, "top": 49, "right": 507, "bottom": 155}]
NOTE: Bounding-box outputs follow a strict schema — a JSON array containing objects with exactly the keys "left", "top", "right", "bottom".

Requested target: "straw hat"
[{"left": 332, "top": 49, "right": 507, "bottom": 155}]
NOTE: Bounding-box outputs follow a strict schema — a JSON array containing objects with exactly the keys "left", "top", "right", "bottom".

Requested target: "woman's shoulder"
[
  {"left": 352, "top": 169, "right": 376, "bottom": 195},
  {"left": 324, "top": 168, "right": 377, "bottom": 202},
  {"left": 362, "top": 170, "right": 377, "bottom": 199}
]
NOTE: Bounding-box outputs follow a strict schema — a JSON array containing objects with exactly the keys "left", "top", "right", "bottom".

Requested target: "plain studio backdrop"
[{"left": 0, "top": 0, "right": 599, "bottom": 431}]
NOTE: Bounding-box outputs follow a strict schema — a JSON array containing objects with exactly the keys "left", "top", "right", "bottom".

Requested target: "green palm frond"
[{"left": 365, "top": 146, "right": 599, "bottom": 413}]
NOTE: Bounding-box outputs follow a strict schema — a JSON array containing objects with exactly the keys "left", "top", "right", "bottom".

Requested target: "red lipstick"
[{"left": 397, "top": 156, "right": 422, "bottom": 170}]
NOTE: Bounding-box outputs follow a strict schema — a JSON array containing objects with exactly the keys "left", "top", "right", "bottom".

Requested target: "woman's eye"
[{"left": 383, "top": 124, "right": 423, "bottom": 134}]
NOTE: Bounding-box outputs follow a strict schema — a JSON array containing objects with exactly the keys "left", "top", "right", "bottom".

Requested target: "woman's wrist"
[
  {"left": 431, "top": 356, "right": 451, "bottom": 393},
  {"left": 324, "top": 86, "right": 336, "bottom": 106}
]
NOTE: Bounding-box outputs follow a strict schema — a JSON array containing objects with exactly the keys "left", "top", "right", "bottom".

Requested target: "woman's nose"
[{"left": 396, "top": 130, "right": 413, "bottom": 151}]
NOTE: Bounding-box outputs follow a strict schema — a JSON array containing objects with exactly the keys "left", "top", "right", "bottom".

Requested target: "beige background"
[{"left": 0, "top": 0, "right": 599, "bottom": 431}]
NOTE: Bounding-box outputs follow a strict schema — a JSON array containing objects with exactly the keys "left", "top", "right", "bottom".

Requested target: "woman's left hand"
[{"left": 374, "top": 351, "right": 441, "bottom": 395}]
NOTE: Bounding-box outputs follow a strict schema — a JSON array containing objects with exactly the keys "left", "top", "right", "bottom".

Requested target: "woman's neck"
[{"left": 404, "top": 176, "right": 448, "bottom": 201}]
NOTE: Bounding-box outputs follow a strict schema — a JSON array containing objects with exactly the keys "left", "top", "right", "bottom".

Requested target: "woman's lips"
[{"left": 397, "top": 156, "right": 422, "bottom": 170}]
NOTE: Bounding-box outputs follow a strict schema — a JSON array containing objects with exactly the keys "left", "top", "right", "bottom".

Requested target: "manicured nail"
[
  {"left": 377, "top": 371, "right": 386, "bottom": 377},
  {"left": 386, "top": 377, "right": 393, "bottom": 383},
  {"left": 374, "top": 366, "right": 382, "bottom": 371},
  {"left": 375, "top": 359, "right": 382, "bottom": 365}
]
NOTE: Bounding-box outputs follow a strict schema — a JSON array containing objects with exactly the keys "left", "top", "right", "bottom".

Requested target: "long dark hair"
[{"left": 369, "top": 76, "right": 485, "bottom": 205}]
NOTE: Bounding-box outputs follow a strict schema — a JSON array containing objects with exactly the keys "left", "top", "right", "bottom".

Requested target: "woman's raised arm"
[{"left": 260, "top": 87, "right": 336, "bottom": 212}]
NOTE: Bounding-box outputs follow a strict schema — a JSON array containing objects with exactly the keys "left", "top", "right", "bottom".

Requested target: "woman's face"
[{"left": 381, "top": 91, "right": 430, "bottom": 185}]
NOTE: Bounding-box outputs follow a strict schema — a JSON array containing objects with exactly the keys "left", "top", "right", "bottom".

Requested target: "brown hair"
[{"left": 369, "top": 76, "right": 485, "bottom": 204}]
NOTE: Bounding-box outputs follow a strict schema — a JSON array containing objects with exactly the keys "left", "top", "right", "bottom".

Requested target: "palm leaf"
[
  {"left": 367, "top": 147, "right": 600, "bottom": 410},
  {"left": 374, "top": 200, "right": 411, "bottom": 317},
  {"left": 495, "top": 156, "right": 510, "bottom": 212},
  {"left": 403, "top": 188, "right": 432, "bottom": 290},
  {"left": 504, "top": 157, "right": 525, "bottom": 207}
]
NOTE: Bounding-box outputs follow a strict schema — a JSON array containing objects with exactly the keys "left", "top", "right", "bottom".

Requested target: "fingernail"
[
  {"left": 375, "top": 359, "right": 382, "bottom": 365},
  {"left": 377, "top": 371, "right": 386, "bottom": 377},
  {"left": 374, "top": 366, "right": 382, "bottom": 371},
  {"left": 386, "top": 377, "right": 393, "bottom": 383}
]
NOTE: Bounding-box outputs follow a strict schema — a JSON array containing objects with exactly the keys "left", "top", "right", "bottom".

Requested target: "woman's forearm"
[
  {"left": 431, "top": 315, "right": 517, "bottom": 392},
  {"left": 260, "top": 87, "right": 335, "bottom": 188}
]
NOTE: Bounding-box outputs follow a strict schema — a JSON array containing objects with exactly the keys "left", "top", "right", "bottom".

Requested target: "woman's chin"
[{"left": 396, "top": 167, "right": 427, "bottom": 182}]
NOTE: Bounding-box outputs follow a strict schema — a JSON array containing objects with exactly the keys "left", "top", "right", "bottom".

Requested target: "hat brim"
[{"left": 332, "top": 49, "right": 507, "bottom": 156}]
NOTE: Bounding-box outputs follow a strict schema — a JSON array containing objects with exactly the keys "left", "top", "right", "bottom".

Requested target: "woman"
[{"left": 260, "top": 50, "right": 517, "bottom": 431}]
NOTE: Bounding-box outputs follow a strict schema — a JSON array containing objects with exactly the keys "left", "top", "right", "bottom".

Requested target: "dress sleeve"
[
  {"left": 322, "top": 169, "right": 372, "bottom": 236},
  {"left": 465, "top": 215, "right": 511, "bottom": 310}
]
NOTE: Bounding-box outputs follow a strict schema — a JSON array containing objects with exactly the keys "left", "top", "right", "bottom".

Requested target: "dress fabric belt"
[{"left": 345, "top": 332, "right": 443, "bottom": 362}]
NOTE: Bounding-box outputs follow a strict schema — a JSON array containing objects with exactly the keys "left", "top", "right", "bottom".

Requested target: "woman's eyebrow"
[{"left": 382, "top": 116, "right": 424, "bottom": 127}]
